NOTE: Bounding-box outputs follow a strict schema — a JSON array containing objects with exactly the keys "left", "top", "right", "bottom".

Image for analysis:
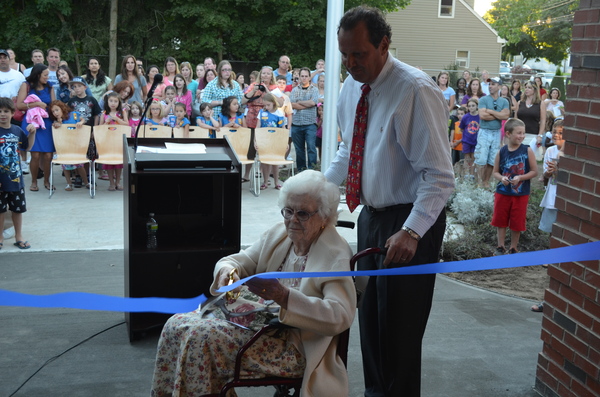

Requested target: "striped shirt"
[
  {"left": 290, "top": 84, "right": 319, "bottom": 126},
  {"left": 202, "top": 79, "right": 242, "bottom": 116},
  {"left": 325, "top": 54, "right": 455, "bottom": 237}
]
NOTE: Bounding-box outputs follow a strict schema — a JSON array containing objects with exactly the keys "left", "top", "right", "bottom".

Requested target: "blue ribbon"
[{"left": 1, "top": 241, "right": 598, "bottom": 313}]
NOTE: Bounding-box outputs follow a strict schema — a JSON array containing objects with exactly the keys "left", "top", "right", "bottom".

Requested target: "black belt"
[{"left": 366, "top": 203, "right": 412, "bottom": 213}]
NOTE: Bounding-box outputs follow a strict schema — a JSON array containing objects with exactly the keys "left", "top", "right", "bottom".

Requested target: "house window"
[
  {"left": 439, "top": 0, "right": 454, "bottom": 17},
  {"left": 455, "top": 50, "right": 470, "bottom": 68}
]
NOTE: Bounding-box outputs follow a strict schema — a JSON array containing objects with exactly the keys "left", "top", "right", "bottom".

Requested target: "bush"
[
  {"left": 448, "top": 178, "right": 494, "bottom": 225},
  {"left": 444, "top": 178, "right": 550, "bottom": 261}
]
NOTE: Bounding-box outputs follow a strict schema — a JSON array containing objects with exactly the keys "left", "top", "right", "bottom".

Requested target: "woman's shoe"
[{"left": 65, "top": 184, "right": 73, "bottom": 191}]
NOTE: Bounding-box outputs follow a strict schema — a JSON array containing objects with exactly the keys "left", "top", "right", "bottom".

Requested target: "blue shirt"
[
  {"left": 478, "top": 95, "right": 509, "bottom": 130},
  {"left": 496, "top": 144, "right": 531, "bottom": 196},
  {"left": 0, "top": 125, "right": 29, "bottom": 191}
]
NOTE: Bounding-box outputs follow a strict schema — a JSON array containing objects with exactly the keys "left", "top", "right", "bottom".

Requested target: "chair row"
[{"left": 49, "top": 125, "right": 294, "bottom": 199}]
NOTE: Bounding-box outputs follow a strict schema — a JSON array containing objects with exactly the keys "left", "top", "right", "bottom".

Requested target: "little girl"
[
  {"left": 100, "top": 92, "right": 128, "bottom": 191},
  {"left": 49, "top": 100, "right": 90, "bottom": 190},
  {"left": 128, "top": 101, "right": 143, "bottom": 138},
  {"left": 315, "top": 102, "right": 323, "bottom": 161},
  {"left": 219, "top": 96, "right": 245, "bottom": 129},
  {"left": 173, "top": 74, "right": 193, "bottom": 118},
  {"left": 258, "top": 93, "right": 285, "bottom": 190},
  {"left": 459, "top": 98, "right": 480, "bottom": 179},
  {"left": 162, "top": 86, "right": 177, "bottom": 127},
  {"left": 173, "top": 102, "right": 190, "bottom": 136},
  {"left": 144, "top": 100, "right": 165, "bottom": 125},
  {"left": 196, "top": 102, "right": 220, "bottom": 138}
]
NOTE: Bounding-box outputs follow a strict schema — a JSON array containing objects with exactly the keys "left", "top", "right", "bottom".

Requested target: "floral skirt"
[{"left": 150, "top": 311, "right": 305, "bottom": 397}]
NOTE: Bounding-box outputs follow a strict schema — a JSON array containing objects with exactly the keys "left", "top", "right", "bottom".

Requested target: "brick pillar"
[{"left": 534, "top": 2, "right": 600, "bottom": 397}]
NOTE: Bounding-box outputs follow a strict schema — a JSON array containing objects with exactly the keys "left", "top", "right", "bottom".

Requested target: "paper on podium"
[{"left": 136, "top": 143, "right": 207, "bottom": 154}]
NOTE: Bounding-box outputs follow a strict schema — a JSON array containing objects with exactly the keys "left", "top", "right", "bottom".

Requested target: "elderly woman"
[
  {"left": 151, "top": 170, "right": 356, "bottom": 397},
  {"left": 202, "top": 60, "right": 242, "bottom": 116}
]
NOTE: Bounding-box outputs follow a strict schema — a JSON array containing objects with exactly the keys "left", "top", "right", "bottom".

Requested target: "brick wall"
[{"left": 534, "top": 1, "right": 600, "bottom": 396}]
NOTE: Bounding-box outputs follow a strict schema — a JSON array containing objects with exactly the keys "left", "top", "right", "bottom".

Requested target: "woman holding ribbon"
[{"left": 151, "top": 170, "right": 356, "bottom": 397}]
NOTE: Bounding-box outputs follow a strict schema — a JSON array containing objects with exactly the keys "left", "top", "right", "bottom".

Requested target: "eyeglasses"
[
  {"left": 281, "top": 207, "right": 318, "bottom": 222},
  {"left": 493, "top": 101, "right": 497, "bottom": 110}
]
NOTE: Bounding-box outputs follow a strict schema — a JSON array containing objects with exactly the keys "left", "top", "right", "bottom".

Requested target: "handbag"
[
  {"left": 201, "top": 286, "right": 279, "bottom": 331},
  {"left": 12, "top": 83, "right": 30, "bottom": 123}
]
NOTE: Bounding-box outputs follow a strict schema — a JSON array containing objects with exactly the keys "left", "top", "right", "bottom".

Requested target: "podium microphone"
[{"left": 134, "top": 74, "right": 163, "bottom": 152}]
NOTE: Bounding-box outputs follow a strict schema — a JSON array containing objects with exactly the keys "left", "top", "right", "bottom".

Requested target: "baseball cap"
[
  {"left": 487, "top": 77, "right": 502, "bottom": 84},
  {"left": 68, "top": 76, "right": 88, "bottom": 87},
  {"left": 0, "top": 49, "right": 9, "bottom": 57}
]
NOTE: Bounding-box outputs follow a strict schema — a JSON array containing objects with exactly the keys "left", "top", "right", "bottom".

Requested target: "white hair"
[{"left": 278, "top": 170, "right": 340, "bottom": 226}]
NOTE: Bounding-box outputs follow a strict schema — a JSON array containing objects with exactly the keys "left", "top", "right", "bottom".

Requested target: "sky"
[{"left": 474, "top": 0, "right": 495, "bottom": 16}]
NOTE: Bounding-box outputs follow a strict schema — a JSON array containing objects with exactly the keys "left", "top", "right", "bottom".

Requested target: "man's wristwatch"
[{"left": 401, "top": 226, "right": 421, "bottom": 241}]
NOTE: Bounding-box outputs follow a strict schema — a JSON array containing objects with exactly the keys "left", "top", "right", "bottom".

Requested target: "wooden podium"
[{"left": 123, "top": 137, "right": 241, "bottom": 341}]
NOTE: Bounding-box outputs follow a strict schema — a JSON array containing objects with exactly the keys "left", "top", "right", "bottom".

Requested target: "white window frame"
[
  {"left": 455, "top": 50, "right": 470, "bottom": 68},
  {"left": 439, "top": 0, "right": 455, "bottom": 18}
]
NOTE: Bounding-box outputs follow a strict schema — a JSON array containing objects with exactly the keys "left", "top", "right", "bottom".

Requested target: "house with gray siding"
[{"left": 386, "top": 0, "right": 505, "bottom": 77}]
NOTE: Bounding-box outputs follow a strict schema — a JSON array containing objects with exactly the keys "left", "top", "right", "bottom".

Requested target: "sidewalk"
[{"left": 0, "top": 164, "right": 544, "bottom": 396}]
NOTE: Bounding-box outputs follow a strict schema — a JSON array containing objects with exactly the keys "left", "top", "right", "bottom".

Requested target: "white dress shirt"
[{"left": 325, "top": 54, "right": 455, "bottom": 237}]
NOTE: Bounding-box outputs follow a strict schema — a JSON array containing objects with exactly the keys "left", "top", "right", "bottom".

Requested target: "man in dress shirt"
[{"left": 325, "top": 6, "right": 454, "bottom": 396}]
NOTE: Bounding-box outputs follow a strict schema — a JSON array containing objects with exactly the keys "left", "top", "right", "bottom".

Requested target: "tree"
[
  {"left": 1, "top": 0, "right": 411, "bottom": 77},
  {"left": 485, "top": 0, "right": 579, "bottom": 65}
]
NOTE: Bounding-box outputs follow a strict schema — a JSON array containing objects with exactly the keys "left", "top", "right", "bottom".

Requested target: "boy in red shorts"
[{"left": 491, "top": 118, "right": 538, "bottom": 255}]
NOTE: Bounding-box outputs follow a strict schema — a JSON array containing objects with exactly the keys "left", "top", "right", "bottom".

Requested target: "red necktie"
[{"left": 346, "top": 84, "right": 371, "bottom": 212}]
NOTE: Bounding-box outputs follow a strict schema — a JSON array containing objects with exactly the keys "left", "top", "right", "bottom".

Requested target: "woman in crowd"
[
  {"left": 461, "top": 77, "right": 485, "bottom": 105},
  {"left": 544, "top": 87, "right": 564, "bottom": 118},
  {"left": 7, "top": 49, "right": 26, "bottom": 73},
  {"left": 163, "top": 56, "right": 180, "bottom": 86},
  {"left": 180, "top": 61, "right": 198, "bottom": 96},
  {"left": 454, "top": 77, "right": 468, "bottom": 108},
  {"left": 500, "top": 83, "right": 517, "bottom": 117},
  {"left": 510, "top": 79, "right": 522, "bottom": 103},
  {"left": 202, "top": 60, "right": 242, "bottom": 116},
  {"left": 150, "top": 170, "right": 356, "bottom": 397},
  {"left": 462, "top": 70, "right": 472, "bottom": 87},
  {"left": 317, "top": 74, "right": 325, "bottom": 102},
  {"left": 82, "top": 57, "right": 113, "bottom": 103},
  {"left": 437, "top": 71, "right": 455, "bottom": 112},
  {"left": 16, "top": 64, "right": 56, "bottom": 191},
  {"left": 533, "top": 76, "right": 547, "bottom": 101},
  {"left": 99, "top": 80, "right": 134, "bottom": 111},
  {"left": 516, "top": 81, "right": 546, "bottom": 137},
  {"left": 236, "top": 73, "right": 248, "bottom": 91},
  {"left": 114, "top": 55, "right": 147, "bottom": 104},
  {"left": 145, "top": 65, "right": 167, "bottom": 99},
  {"left": 202, "top": 68, "right": 217, "bottom": 90},
  {"left": 54, "top": 65, "right": 75, "bottom": 103},
  {"left": 195, "top": 63, "right": 207, "bottom": 90},
  {"left": 243, "top": 65, "right": 280, "bottom": 130}
]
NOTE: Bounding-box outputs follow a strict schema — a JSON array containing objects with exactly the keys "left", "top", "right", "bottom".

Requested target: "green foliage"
[
  {"left": 485, "top": 0, "right": 579, "bottom": 64},
  {"left": 1, "top": 0, "right": 411, "bottom": 77},
  {"left": 550, "top": 75, "right": 566, "bottom": 97}
]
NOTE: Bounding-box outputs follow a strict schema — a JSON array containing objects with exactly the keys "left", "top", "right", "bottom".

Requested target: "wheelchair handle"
[{"left": 350, "top": 247, "right": 388, "bottom": 269}]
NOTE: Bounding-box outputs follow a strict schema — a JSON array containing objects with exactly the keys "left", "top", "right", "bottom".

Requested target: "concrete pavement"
[{"left": 0, "top": 164, "right": 544, "bottom": 396}]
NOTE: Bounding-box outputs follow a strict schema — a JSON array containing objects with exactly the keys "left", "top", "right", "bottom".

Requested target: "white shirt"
[
  {"left": 481, "top": 81, "right": 490, "bottom": 95},
  {"left": 325, "top": 54, "right": 455, "bottom": 237},
  {"left": 0, "top": 68, "right": 25, "bottom": 98}
]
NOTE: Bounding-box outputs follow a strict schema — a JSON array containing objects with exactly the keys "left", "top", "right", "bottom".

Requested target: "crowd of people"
[{"left": 1, "top": 5, "right": 566, "bottom": 394}]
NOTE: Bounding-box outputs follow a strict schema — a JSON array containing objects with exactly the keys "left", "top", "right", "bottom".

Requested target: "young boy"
[
  {"left": 491, "top": 118, "right": 538, "bottom": 255},
  {"left": 0, "top": 97, "right": 37, "bottom": 249},
  {"left": 459, "top": 98, "right": 480, "bottom": 179},
  {"left": 67, "top": 77, "right": 101, "bottom": 126},
  {"left": 450, "top": 106, "right": 466, "bottom": 165}
]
